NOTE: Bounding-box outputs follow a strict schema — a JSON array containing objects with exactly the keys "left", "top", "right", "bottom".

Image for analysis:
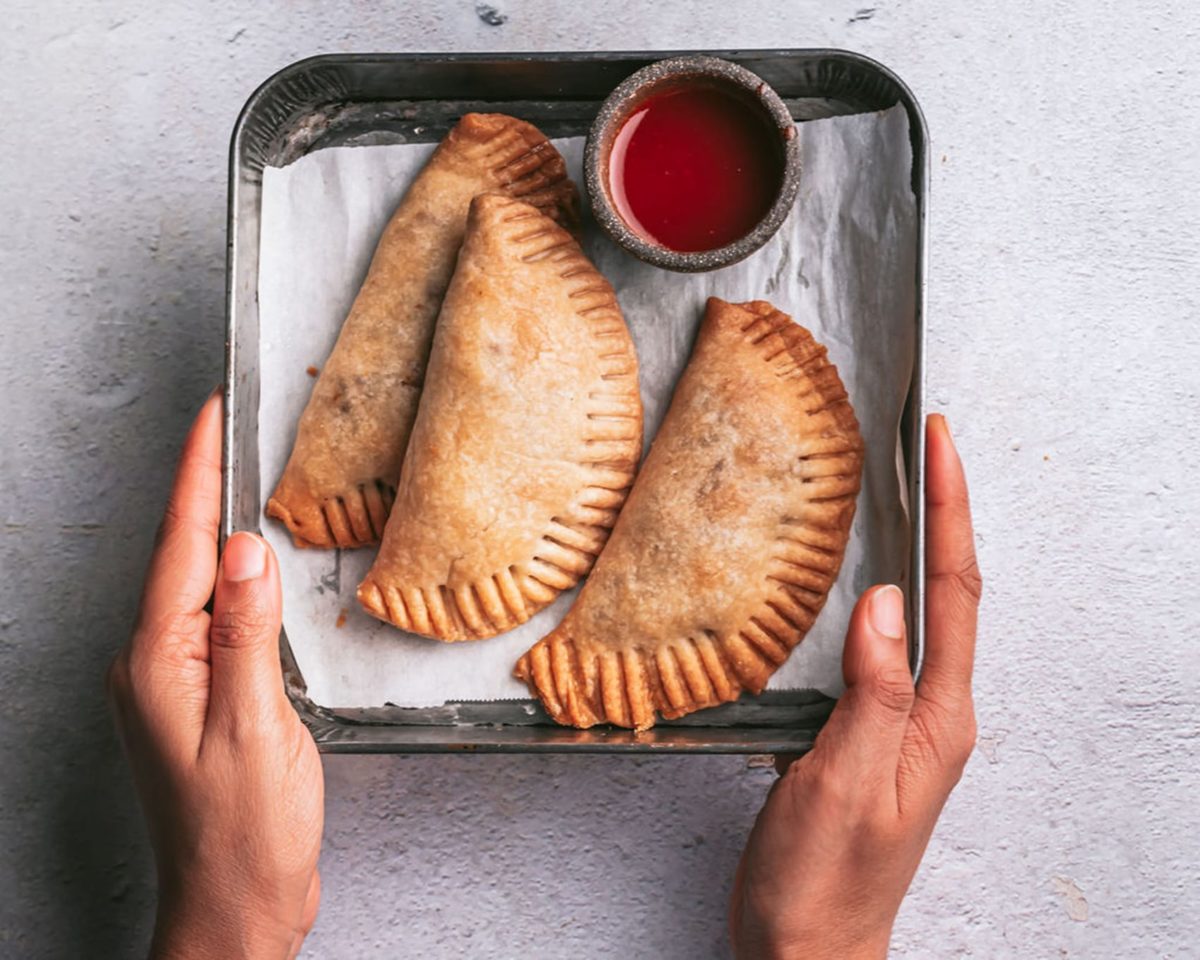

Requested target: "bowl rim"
[{"left": 584, "top": 54, "right": 802, "bottom": 273}]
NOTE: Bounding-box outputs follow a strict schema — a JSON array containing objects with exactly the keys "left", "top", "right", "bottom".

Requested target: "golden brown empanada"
[
  {"left": 356, "top": 193, "right": 642, "bottom": 641},
  {"left": 515, "top": 297, "right": 864, "bottom": 730},
  {"left": 266, "top": 114, "right": 579, "bottom": 548}
]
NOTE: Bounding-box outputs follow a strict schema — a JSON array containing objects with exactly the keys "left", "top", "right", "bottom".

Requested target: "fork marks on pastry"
[
  {"left": 266, "top": 477, "right": 398, "bottom": 549},
  {"left": 510, "top": 226, "right": 558, "bottom": 245},
  {"left": 568, "top": 285, "right": 613, "bottom": 301},
  {"left": 340, "top": 492, "right": 373, "bottom": 544},
  {"left": 517, "top": 234, "right": 577, "bottom": 264},
  {"left": 515, "top": 628, "right": 786, "bottom": 730},
  {"left": 503, "top": 192, "right": 642, "bottom": 623},
  {"left": 496, "top": 566, "right": 528, "bottom": 620},
  {"left": 361, "top": 480, "right": 391, "bottom": 539},
  {"left": 454, "top": 582, "right": 489, "bottom": 636},
  {"left": 730, "top": 300, "right": 863, "bottom": 696},
  {"left": 363, "top": 531, "right": 617, "bottom": 644},
  {"left": 359, "top": 567, "right": 538, "bottom": 641},
  {"left": 451, "top": 113, "right": 580, "bottom": 233},
  {"left": 317, "top": 497, "right": 348, "bottom": 544},
  {"left": 537, "top": 536, "right": 597, "bottom": 573},
  {"left": 741, "top": 620, "right": 789, "bottom": 666},
  {"left": 493, "top": 143, "right": 555, "bottom": 182}
]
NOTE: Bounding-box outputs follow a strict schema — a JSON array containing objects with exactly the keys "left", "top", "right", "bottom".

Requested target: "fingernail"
[
  {"left": 223, "top": 532, "right": 267, "bottom": 582},
  {"left": 934, "top": 413, "right": 953, "bottom": 442},
  {"left": 868, "top": 585, "right": 905, "bottom": 640}
]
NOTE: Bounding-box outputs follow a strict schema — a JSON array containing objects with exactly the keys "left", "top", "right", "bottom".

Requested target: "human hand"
[
  {"left": 107, "top": 389, "right": 324, "bottom": 960},
  {"left": 729, "top": 414, "right": 981, "bottom": 959}
]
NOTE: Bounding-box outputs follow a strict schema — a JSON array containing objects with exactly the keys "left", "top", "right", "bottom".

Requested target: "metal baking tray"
[{"left": 223, "top": 50, "right": 928, "bottom": 754}]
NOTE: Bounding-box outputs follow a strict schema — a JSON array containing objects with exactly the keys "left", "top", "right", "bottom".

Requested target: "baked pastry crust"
[
  {"left": 266, "top": 114, "right": 579, "bottom": 548},
  {"left": 357, "top": 193, "right": 642, "bottom": 641},
  {"left": 515, "top": 297, "right": 864, "bottom": 729}
]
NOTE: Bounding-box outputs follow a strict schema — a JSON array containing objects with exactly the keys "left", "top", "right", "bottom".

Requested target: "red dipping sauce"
[{"left": 607, "top": 83, "right": 786, "bottom": 253}]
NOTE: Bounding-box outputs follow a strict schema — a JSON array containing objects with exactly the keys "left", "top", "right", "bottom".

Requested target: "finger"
[
  {"left": 809, "top": 585, "right": 914, "bottom": 786},
  {"left": 205, "top": 531, "right": 287, "bottom": 735},
  {"left": 133, "top": 388, "right": 223, "bottom": 650},
  {"left": 896, "top": 416, "right": 980, "bottom": 803},
  {"left": 919, "top": 414, "right": 981, "bottom": 709}
]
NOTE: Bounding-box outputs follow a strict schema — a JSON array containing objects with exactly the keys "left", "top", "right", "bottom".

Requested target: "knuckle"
[
  {"left": 950, "top": 713, "right": 979, "bottom": 772},
  {"left": 807, "top": 763, "right": 881, "bottom": 825},
  {"left": 126, "top": 650, "right": 160, "bottom": 701},
  {"left": 110, "top": 649, "right": 168, "bottom": 727},
  {"left": 210, "top": 602, "right": 277, "bottom": 649},
  {"left": 903, "top": 711, "right": 948, "bottom": 774},
  {"left": 870, "top": 665, "right": 916, "bottom": 714},
  {"left": 300, "top": 878, "right": 321, "bottom": 935},
  {"left": 133, "top": 605, "right": 194, "bottom": 646},
  {"left": 794, "top": 753, "right": 847, "bottom": 804},
  {"left": 943, "top": 747, "right": 971, "bottom": 785},
  {"left": 803, "top": 755, "right": 873, "bottom": 819},
  {"left": 152, "top": 500, "right": 189, "bottom": 550},
  {"left": 960, "top": 559, "right": 984, "bottom": 602},
  {"left": 157, "top": 498, "right": 208, "bottom": 542},
  {"left": 941, "top": 557, "right": 983, "bottom": 604},
  {"left": 810, "top": 769, "right": 853, "bottom": 812},
  {"left": 960, "top": 704, "right": 978, "bottom": 743},
  {"left": 910, "top": 699, "right": 976, "bottom": 781}
]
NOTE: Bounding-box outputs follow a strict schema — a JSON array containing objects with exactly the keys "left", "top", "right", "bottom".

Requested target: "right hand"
[{"left": 730, "top": 414, "right": 981, "bottom": 958}]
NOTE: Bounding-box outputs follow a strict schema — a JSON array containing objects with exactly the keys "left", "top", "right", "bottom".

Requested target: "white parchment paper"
[{"left": 258, "top": 104, "right": 916, "bottom": 708}]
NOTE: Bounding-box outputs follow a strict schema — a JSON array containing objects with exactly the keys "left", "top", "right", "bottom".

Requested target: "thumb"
[
  {"left": 809, "top": 585, "right": 915, "bottom": 784},
  {"left": 206, "top": 531, "right": 287, "bottom": 733}
]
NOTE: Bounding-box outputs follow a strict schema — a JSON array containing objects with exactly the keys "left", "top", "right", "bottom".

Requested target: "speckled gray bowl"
[{"left": 585, "top": 55, "right": 801, "bottom": 273}]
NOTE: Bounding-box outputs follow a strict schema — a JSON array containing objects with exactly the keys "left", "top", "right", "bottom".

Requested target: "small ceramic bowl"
[{"left": 585, "top": 55, "right": 801, "bottom": 273}]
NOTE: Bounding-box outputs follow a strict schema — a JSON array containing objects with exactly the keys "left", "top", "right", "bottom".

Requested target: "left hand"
[{"left": 107, "top": 389, "right": 324, "bottom": 960}]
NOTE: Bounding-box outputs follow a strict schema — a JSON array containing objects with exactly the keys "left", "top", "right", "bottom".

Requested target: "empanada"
[
  {"left": 266, "top": 114, "right": 579, "bottom": 548},
  {"left": 515, "top": 297, "right": 864, "bottom": 729},
  {"left": 357, "top": 193, "right": 643, "bottom": 641}
]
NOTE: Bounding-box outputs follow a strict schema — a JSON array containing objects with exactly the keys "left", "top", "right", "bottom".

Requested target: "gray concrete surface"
[{"left": 2, "top": 1, "right": 1197, "bottom": 957}]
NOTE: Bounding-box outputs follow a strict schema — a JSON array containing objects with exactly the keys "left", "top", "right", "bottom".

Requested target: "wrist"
[
  {"left": 751, "top": 927, "right": 891, "bottom": 960},
  {"left": 763, "top": 944, "right": 888, "bottom": 960},
  {"left": 151, "top": 901, "right": 298, "bottom": 960}
]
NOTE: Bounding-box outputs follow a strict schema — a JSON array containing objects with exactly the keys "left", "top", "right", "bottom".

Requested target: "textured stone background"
[{"left": 2, "top": 1, "right": 1197, "bottom": 957}]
